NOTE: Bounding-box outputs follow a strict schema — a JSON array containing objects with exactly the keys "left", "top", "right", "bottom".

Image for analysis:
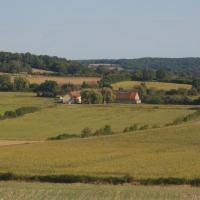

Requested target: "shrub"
[
  {"left": 123, "top": 124, "right": 139, "bottom": 133},
  {"left": 4, "top": 111, "right": 17, "bottom": 118},
  {"left": 81, "top": 128, "right": 93, "bottom": 138},
  {"left": 139, "top": 125, "right": 149, "bottom": 130},
  {"left": 170, "top": 111, "right": 200, "bottom": 126},
  {"left": 94, "top": 128, "right": 104, "bottom": 136},
  {"left": 15, "top": 107, "right": 39, "bottom": 116},
  {"left": 152, "top": 124, "right": 160, "bottom": 129},
  {"left": 103, "top": 125, "right": 113, "bottom": 135},
  {"left": 48, "top": 134, "right": 79, "bottom": 140},
  {"left": 94, "top": 125, "right": 113, "bottom": 136}
]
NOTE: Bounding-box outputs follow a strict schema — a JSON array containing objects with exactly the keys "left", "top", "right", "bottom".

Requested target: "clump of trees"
[
  {"left": 81, "top": 88, "right": 116, "bottom": 104},
  {"left": 35, "top": 81, "right": 61, "bottom": 97},
  {"left": 0, "top": 74, "right": 30, "bottom": 91}
]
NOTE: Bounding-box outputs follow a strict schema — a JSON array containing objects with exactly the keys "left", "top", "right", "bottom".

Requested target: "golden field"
[{"left": 112, "top": 81, "right": 192, "bottom": 90}]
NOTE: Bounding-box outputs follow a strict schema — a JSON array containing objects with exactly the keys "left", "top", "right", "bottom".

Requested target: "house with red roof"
[
  {"left": 114, "top": 90, "right": 141, "bottom": 104},
  {"left": 58, "top": 91, "right": 82, "bottom": 104}
]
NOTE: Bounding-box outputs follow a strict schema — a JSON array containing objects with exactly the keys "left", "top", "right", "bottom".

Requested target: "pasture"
[
  {"left": 0, "top": 92, "right": 195, "bottom": 140},
  {"left": 112, "top": 81, "right": 192, "bottom": 91},
  {"left": 0, "top": 92, "right": 54, "bottom": 115},
  {"left": 0, "top": 122, "right": 200, "bottom": 179},
  {"left": 0, "top": 182, "right": 200, "bottom": 200}
]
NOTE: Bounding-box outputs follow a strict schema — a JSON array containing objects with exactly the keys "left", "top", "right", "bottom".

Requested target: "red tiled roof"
[
  {"left": 114, "top": 91, "right": 139, "bottom": 101},
  {"left": 69, "top": 91, "right": 81, "bottom": 98},
  {"left": 85, "top": 81, "right": 97, "bottom": 85}
]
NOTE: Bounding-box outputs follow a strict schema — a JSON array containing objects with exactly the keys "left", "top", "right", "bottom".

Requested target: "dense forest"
[
  {"left": 0, "top": 51, "right": 87, "bottom": 75},
  {"left": 78, "top": 58, "right": 200, "bottom": 76}
]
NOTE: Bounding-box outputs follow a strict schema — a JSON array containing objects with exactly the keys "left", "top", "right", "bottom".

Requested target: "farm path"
[{"left": 0, "top": 140, "right": 42, "bottom": 147}]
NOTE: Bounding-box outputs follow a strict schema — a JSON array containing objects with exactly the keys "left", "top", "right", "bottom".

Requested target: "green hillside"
[
  {"left": 0, "top": 92, "right": 194, "bottom": 140},
  {"left": 0, "top": 122, "right": 200, "bottom": 179}
]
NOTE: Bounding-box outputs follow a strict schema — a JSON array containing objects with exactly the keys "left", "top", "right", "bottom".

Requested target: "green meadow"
[
  {"left": 0, "top": 122, "right": 200, "bottom": 179},
  {"left": 0, "top": 92, "right": 195, "bottom": 140},
  {"left": 0, "top": 182, "right": 200, "bottom": 200},
  {"left": 0, "top": 92, "right": 54, "bottom": 115},
  {"left": 1, "top": 92, "right": 200, "bottom": 189}
]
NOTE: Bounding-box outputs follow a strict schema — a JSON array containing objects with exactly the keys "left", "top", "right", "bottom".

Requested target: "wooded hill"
[
  {"left": 78, "top": 57, "right": 200, "bottom": 76},
  {"left": 0, "top": 51, "right": 85, "bottom": 75},
  {"left": 2, "top": 51, "right": 200, "bottom": 77}
]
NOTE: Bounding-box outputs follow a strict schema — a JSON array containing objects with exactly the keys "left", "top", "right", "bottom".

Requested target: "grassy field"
[
  {"left": 0, "top": 92, "right": 54, "bottom": 114},
  {"left": 0, "top": 182, "right": 200, "bottom": 200},
  {"left": 0, "top": 122, "right": 200, "bottom": 179},
  {"left": 112, "top": 81, "right": 192, "bottom": 90},
  {"left": 1, "top": 92, "right": 200, "bottom": 188},
  {"left": 0, "top": 92, "right": 195, "bottom": 140}
]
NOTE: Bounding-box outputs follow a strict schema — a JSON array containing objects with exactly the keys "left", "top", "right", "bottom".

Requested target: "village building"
[
  {"left": 58, "top": 91, "right": 81, "bottom": 104},
  {"left": 114, "top": 90, "right": 141, "bottom": 104}
]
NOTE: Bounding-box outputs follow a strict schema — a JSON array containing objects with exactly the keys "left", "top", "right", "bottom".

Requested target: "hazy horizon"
[{"left": 0, "top": 0, "right": 200, "bottom": 59}]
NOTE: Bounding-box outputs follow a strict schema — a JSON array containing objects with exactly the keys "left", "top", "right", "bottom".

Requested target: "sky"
[{"left": 0, "top": 0, "right": 200, "bottom": 59}]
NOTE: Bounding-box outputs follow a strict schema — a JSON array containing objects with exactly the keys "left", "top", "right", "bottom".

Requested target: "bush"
[
  {"left": 103, "top": 125, "right": 113, "bottom": 135},
  {"left": 123, "top": 124, "right": 139, "bottom": 133},
  {"left": 81, "top": 128, "right": 93, "bottom": 138},
  {"left": 4, "top": 111, "right": 17, "bottom": 118},
  {"left": 15, "top": 107, "right": 39, "bottom": 116},
  {"left": 170, "top": 111, "right": 200, "bottom": 126},
  {"left": 94, "top": 128, "right": 104, "bottom": 136},
  {"left": 139, "top": 125, "right": 149, "bottom": 130},
  {"left": 48, "top": 134, "right": 79, "bottom": 140},
  {"left": 94, "top": 125, "right": 113, "bottom": 136}
]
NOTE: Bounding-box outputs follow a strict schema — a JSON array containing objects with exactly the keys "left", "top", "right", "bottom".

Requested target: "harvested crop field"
[
  {"left": 27, "top": 75, "right": 100, "bottom": 85},
  {"left": 0, "top": 182, "right": 200, "bottom": 200},
  {"left": 112, "top": 81, "right": 192, "bottom": 91}
]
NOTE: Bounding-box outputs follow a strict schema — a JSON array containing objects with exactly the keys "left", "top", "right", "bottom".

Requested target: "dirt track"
[{"left": 0, "top": 140, "right": 41, "bottom": 147}]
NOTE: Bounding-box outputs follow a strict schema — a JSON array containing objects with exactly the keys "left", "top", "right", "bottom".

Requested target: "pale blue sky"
[{"left": 0, "top": 0, "right": 199, "bottom": 59}]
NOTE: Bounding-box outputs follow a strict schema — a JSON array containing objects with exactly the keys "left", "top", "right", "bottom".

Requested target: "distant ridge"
[{"left": 77, "top": 57, "right": 200, "bottom": 76}]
